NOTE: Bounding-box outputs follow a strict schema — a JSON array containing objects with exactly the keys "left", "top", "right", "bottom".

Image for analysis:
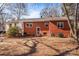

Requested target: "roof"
[
  {"left": 6, "top": 17, "right": 70, "bottom": 23},
  {"left": 20, "top": 17, "right": 68, "bottom": 22},
  {"left": 20, "top": 17, "right": 69, "bottom": 22},
  {"left": 20, "top": 17, "right": 52, "bottom": 22}
]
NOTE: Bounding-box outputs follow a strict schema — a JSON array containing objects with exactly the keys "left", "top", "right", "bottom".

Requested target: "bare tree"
[
  {"left": 0, "top": 3, "right": 7, "bottom": 33},
  {"left": 12, "top": 3, "right": 28, "bottom": 20},
  {"left": 63, "top": 3, "right": 74, "bottom": 36},
  {"left": 40, "top": 7, "right": 60, "bottom": 18},
  {"left": 62, "top": 3, "right": 76, "bottom": 18},
  {"left": 4, "top": 3, "right": 28, "bottom": 20},
  {"left": 63, "top": 3, "right": 79, "bottom": 44},
  {"left": 74, "top": 3, "right": 79, "bottom": 43}
]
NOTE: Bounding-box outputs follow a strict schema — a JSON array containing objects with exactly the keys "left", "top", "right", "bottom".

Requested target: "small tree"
[{"left": 6, "top": 26, "right": 19, "bottom": 37}]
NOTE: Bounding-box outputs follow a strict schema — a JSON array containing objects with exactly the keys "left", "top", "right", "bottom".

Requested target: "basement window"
[
  {"left": 26, "top": 23, "right": 33, "bottom": 28},
  {"left": 43, "top": 32, "right": 47, "bottom": 35},
  {"left": 57, "top": 22, "right": 64, "bottom": 29},
  {"left": 45, "top": 22, "right": 49, "bottom": 27}
]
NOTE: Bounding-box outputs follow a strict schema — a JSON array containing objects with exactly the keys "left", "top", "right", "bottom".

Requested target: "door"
[{"left": 36, "top": 27, "right": 41, "bottom": 36}]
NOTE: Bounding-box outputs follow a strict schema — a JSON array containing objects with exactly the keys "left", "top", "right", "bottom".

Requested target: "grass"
[
  {"left": 0, "top": 37, "right": 79, "bottom": 56},
  {"left": 0, "top": 39, "right": 33, "bottom": 56}
]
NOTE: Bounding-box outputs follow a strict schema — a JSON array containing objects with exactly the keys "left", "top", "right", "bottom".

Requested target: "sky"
[
  {"left": 22, "top": 3, "right": 62, "bottom": 18},
  {"left": 0, "top": 3, "right": 62, "bottom": 19}
]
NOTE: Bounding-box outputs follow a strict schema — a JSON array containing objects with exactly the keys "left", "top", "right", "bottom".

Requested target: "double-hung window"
[
  {"left": 57, "top": 22, "right": 64, "bottom": 29},
  {"left": 26, "top": 23, "right": 33, "bottom": 28}
]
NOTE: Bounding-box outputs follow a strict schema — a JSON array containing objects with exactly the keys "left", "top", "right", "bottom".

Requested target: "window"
[
  {"left": 45, "top": 22, "right": 49, "bottom": 27},
  {"left": 26, "top": 23, "right": 33, "bottom": 28},
  {"left": 57, "top": 22, "right": 64, "bottom": 29},
  {"left": 43, "top": 32, "right": 47, "bottom": 35}
]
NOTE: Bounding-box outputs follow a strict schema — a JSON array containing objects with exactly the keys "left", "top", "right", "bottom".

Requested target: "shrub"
[
  {"left": 57, "top": 32, "right": 64, "bottom": 38},
  {"left": 51, "top": 32, "right": 55, "bottom": 37},
  {"left": 6, "top": 26, "right": 19, "bottom": 37}
]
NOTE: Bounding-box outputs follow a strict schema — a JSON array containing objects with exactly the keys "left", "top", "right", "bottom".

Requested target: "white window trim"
[
  {"left": 26, "top": 23, "right": 33, "bottom": 28},
  {"left": 57, "top": 22, "right": 64, "bottom": 29}
]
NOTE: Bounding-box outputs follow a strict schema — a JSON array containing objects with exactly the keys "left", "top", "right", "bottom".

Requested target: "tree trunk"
[
  {"left": 63, "top": 3, "right": 74, "bottom": 37},
  {"left": 74, "top": 3, "right": 79, "bottom": 44},
  {"left": 63, "top": 3, "right": 79, "bottom": 44}
]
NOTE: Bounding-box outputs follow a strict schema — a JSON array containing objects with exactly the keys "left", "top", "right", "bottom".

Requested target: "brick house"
[{"left": 5, "top": 17, "right": 71, "bottom": 37}]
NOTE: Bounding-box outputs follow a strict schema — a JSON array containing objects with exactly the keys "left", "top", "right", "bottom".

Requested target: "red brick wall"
[
  {"left": 49, "top": 20, "right": 70, "bottom": 37},
  {"left": 23, "top": 20, "right": 70, "bottom": 37},
  {"left": 24, "top": 21, "right": 49, "bottom": 36}
]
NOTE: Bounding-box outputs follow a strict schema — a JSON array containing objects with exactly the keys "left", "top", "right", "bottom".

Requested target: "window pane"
[{"left": 57, "top": 22, "right": 64, "bottom": 28}]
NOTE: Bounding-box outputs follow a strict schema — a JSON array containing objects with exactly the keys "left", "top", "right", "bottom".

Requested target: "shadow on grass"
[
  {"left": 32, "top": 39, "right": 60, "bottom": 53},
  {"left": 21, "top": 39, "right": 60, "bottom": 56},
  {"left": 54, "top": 46, "right": 79, "bottom": 56},
  {"left": 20, "top": 38, "right": 79, "bottom": 56},
  {"left": 21, "top": 42, "right": 37, "bottom": 56},
  {"left": 30, "top": 39, "right": 79, "bottom": 56}
]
